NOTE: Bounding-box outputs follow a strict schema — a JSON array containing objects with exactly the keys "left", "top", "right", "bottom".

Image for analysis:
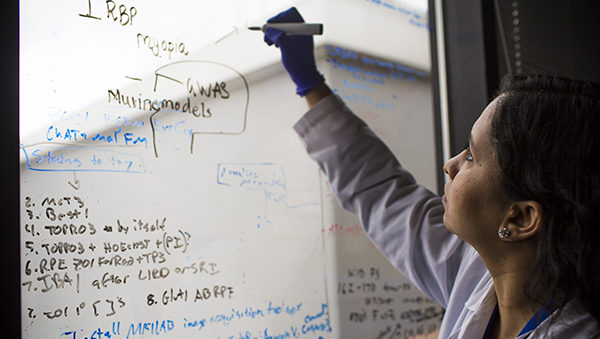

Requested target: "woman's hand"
[{"left": 264, "top": 7, "right": 325, "bottom": 96}]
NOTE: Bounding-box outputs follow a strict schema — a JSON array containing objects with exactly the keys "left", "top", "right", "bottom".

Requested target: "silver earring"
[{"left": 499, "top": 228, "right": 510, "bottom": 239}]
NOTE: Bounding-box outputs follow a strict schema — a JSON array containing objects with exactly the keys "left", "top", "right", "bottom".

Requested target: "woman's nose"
[{"left": 444, "top": 156, "right": 458, "bottom": 180}]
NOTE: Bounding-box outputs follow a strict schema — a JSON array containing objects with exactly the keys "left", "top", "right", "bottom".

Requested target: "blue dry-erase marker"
[{"left": 248, "top": 23, "right": 323, "bottom": 35}]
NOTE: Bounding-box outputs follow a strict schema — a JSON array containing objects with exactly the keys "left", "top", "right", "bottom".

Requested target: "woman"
[{"left": 264, "top": 7, "right": 600, "bottom": 339}]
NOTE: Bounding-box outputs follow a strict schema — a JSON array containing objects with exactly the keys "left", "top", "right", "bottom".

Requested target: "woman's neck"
[
  {"left": 483, "top": 246, "right": 542, "bottom": 339},
  {"left": 489, "top": 273, "right": 541, "bottom": 339}
]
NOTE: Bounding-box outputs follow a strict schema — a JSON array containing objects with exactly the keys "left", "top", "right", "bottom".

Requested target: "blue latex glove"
[{"left": 264, "top": 7, "right": 325, "bottom": 96}]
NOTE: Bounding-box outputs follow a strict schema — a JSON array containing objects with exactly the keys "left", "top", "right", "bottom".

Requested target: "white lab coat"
[{"left": 293, "top": 94, "right": 599, "bottom": 339}]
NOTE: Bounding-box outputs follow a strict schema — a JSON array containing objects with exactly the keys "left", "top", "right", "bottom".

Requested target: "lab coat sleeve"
[{"left": 294, "top": 94, "right": 469, "bottom": 308}]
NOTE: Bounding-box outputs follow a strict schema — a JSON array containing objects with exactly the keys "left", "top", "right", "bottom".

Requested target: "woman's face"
[{"left": 442, "top": 98, "right": 511, "bottom": 250}]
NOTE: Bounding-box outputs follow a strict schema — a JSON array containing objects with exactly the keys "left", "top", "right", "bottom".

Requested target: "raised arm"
[{"left": 263, "top": 7, "right": 486, "bottom": 308}]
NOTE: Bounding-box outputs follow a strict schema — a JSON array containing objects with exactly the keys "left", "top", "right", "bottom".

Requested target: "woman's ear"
[{"left": 499, "top": 201, "right": 543, "bottom": 241}]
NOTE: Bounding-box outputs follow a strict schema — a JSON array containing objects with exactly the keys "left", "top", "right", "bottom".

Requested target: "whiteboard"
[{"left": 20, "top": 1, "right": 442, "bottom": 338}]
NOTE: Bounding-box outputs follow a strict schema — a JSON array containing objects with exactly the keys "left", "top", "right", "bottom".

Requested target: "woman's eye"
[
  {"left": 464, "top": 144, "right": 474, "bottom": 162},
  {"left": 466, "top": 151, "right": 473, "bottom": 162}
]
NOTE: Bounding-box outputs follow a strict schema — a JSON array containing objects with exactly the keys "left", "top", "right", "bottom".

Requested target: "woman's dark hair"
[{"left": 490, "top": 72, "right": 600, "bottom": 322}]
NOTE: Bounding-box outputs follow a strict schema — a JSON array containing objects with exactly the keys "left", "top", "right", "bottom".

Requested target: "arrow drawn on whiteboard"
[
  {"left": 215, "top": 27, "right": 239, "bottom": 44},
  {"left": 68, "top": 172, "right": 81, "bottom": 190}
]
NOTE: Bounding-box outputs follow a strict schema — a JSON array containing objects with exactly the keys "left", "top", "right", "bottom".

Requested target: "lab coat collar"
[
  {"left": 465, "top": 274, "right": 495, "bottom": 312},
  {"left": 447, "top": 275, "right": 496, "bottom": 339}
]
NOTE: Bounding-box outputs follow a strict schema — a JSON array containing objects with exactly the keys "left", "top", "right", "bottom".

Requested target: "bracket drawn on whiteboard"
[
  {"left": 151, "top": 61, "right": 250, "bottom": 158},
  {"left": 216, "top": 163, "right": 287, "bottom": 224}
]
